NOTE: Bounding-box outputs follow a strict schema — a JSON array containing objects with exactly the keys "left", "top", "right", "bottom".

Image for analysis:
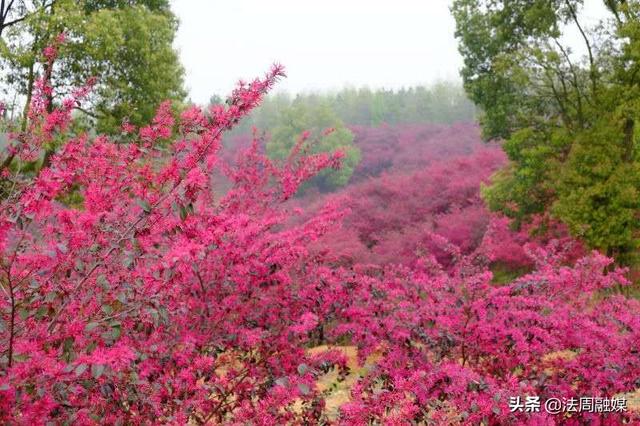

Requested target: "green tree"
[
  {"left": 231, "top": 83, "right": 475, "bottom": 134},
  {"left": 267, "top": 99, "right": 360, "bottom": 192},
  {"left": 0, "top": 0, "right": 184, "bottom": 134},
  {"left": 452, "top": 0, "right": 640, "bottom": 262}
]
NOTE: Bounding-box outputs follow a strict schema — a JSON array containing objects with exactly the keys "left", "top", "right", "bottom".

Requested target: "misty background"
[{"left": 172, "top": 0, "right": 606, "bottom": 105}]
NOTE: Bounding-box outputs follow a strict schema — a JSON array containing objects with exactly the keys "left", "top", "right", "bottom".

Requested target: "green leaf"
[
  {"left": 97, "top": 275, "right": 110, "bottom": 289},
  {"left": 116, "top": 292, "right": 127, "bottom": 304},
  {"left": 62, "top": 337, "right": 75, "bottom": 362},
  {"left": 75, "top": 363, "right": 88, "bottom": 376},
  {"left": 85, "top": 322, "right": 100, "bottom": 332},
  {"left": 75, "top": 259, "right": 85, "bottom": 272},
  {"left": 35, "top": 306, "right": 49, "bottom": 319},
  {"left": 137, "top": 199, "right": 152, "bottom": 213},
  {"left": 123, "top": 255, "right": 135, "bottom": 269},
  {"left": 163, "top": 268, "right": 174, "bottom": 281},
  {"left": 179, "top": 205, "right": 188, "bottom": 221},
  {"left": 275, "top": 377, "right": 289, "bottom": 387},
  {"left": 111, "top": 324, "right": 122, "bottom": 339},
  {"left": 147, "top": 307, "right": 159, "bottom": 323},
  {"left": 12, "top": 353, "right": 29, "bottom": 362},
  {"left": 92, "top": 364, "right": 106, "bottom": 379},
  {"left": 158, "top": 306, "right": 169, "bottom": 323},
  {"left": 44, "top": 291, "right": 58, "bottom": 302}
]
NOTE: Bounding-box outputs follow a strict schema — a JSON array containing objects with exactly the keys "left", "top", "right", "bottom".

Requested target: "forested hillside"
[{"left": 1, "top": 1, "right": 640, "bottom": 424}]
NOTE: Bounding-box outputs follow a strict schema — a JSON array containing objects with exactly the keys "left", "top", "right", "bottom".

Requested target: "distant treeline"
[{"left": 215, "top": 81, "right": 476, "bottom": 133}]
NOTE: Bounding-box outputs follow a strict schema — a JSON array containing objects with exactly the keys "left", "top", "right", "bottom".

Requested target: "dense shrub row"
[{"left": 1, "top": 57, "right": 638, "bottom": 424}]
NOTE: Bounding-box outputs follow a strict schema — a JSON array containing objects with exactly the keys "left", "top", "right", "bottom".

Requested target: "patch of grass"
[{"left": 490, "top": 262, "right": 531, "bottom": 286}]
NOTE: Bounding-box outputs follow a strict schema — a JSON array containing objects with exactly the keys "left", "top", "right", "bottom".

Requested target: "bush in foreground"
[{"left": 1, "top": 53, "right": 639, "bottom": 424}]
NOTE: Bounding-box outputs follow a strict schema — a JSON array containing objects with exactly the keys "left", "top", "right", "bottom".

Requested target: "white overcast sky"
[{"left": 171, "top": 0, "right": 606, "bottom": 105}]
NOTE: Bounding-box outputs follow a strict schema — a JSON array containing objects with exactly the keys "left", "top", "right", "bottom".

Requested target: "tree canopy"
[
  {"left": 266, "top": 99, "right": 361, "bottom": 192},
  {"left": 225, "top": 82, "right": 476, "bottom": 136},
  {"left": 453, "top": 0, "right": 640, "bottom": 262},
  {"left": 0, "top": 0, "right": 185, "bottom": 133}
]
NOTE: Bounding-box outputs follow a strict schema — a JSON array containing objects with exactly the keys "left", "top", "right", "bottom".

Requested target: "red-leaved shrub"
[{"left": 1, "top": 48, "right": 639, "bottom": 425}]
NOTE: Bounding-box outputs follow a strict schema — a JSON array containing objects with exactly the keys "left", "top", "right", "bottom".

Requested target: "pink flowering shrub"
[
  {"left": 330, "top": 249, "right": 640, "bottom": 424},
  {"left": 481, "top": 214, "right": 587, "bottom": 272},
  {"left": 0, "top": 61, "right": 351, "bottom": 424},
  {"left": 304, "top": 144, "right": 506, "bottom": 268},
  {"left": 349, "top": 122, "right": 487, "bottom": 182},
  {"left": 1, "top": 47, "right": 639, "bottom": 425}
]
